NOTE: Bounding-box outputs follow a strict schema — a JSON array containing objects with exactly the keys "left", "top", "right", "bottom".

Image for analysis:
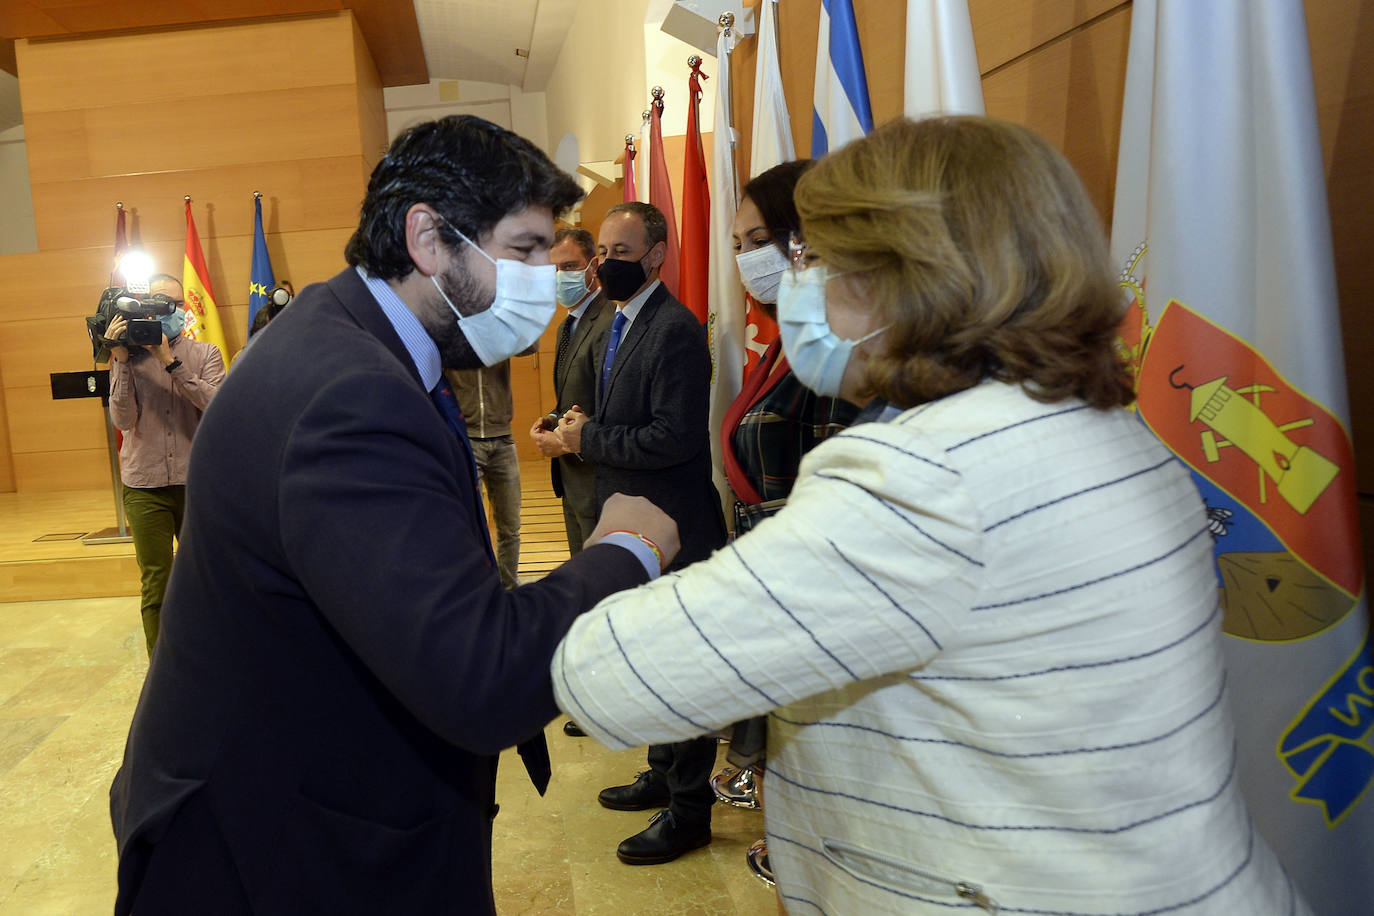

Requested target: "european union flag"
[{"left": 247, "top": 194, "right": 275, "bottom": 333}]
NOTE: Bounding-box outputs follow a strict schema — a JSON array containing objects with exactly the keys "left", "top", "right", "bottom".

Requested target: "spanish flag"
[{"left": 182, "top": 197, "right": 229, "bottom": 362}]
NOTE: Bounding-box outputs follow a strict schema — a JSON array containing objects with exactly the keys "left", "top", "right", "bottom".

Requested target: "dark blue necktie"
[
  {"left": 601, "top": 310, "right": 628, "bottom": 390},
  {"left": 430, "top": 380, "right": 495, "bottom": 566}
]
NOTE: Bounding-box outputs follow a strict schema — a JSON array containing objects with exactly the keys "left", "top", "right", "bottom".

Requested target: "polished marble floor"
[{"left": 0, "top": 594, "right": 780, "bottom": 915}]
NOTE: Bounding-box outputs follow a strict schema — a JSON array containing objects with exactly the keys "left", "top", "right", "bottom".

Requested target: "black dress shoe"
[
  {"left": 616, "top": 810, "right": 711, "bottom": 865},
  {"left": 563, "top": 720, "right": 586, "bottom": 737},
  {"left": 598, "top": 771, "right": 670, "bottom": 811}
]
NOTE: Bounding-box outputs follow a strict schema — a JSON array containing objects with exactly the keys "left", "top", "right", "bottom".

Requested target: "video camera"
[{"left": 86, "top": 287, "right": 179, "bottom": 357}]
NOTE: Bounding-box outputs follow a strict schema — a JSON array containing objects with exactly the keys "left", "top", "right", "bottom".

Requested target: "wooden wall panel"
[
  {"left": 16, "top": 13, "right": 362, "bottom": 111},
  {"left": 1305, "top": 0, "right": 1374, "bottom": 495},
  {"left": 5, "top": 386, "right": 107, "bottom": 453},
  {"left": 0, "top": 12, "right": 378, "bottom": 492},
  {"left": 0, "top": 375, "right": 13, "bottom": 492},
  {"left": 23, "top": 85, "right": 365, "bottom": 185},
  {"left": 969, "top": 0, "right": 1127, "bottom": 72},
  {"left": 12, "top": 447, "right": 109, "bottom": 492},
  {"left": 0, "top": 319, "right": 98, "bottom": 390},
  {"left": 0, "top": 245, "right": 122, "bottom": 322},
  {"left": 353, "top": 12, "right": 391, "bottom": 171},
  {"left": 981, "top": 5, "right": 1132, "bottom": 223},
  {"left": 27, "top": 159, "right": 365, "bottom": 252}
]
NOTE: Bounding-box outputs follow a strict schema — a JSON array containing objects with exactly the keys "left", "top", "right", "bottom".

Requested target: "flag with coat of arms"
[
  {"left": 1108, "top": 2, "right": 1372, "bottom": 911},
  {"left": 181, "top": 197, "right": 229, "bottom": 362}
]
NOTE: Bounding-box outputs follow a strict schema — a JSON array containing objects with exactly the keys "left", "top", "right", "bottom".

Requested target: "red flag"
[
  {"left": 111, "top": 203, "right": 128, "bottom": 287},
  {"left": 647, "top": 89, "right": 680, "bottom": 297},
  {"left": 623, "top": 137, "right": 638, "bottom": 203},
  {"left": 679, "top": 57, "right": 711, "bottom": 323}
]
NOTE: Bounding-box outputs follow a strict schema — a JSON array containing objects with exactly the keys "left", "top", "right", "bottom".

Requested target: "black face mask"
[{"left": 597, "top": 255, "right": 648, "bottom": 301}]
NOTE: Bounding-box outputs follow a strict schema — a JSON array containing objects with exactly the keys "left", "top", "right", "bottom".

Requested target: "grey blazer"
[
  {"left": 581, "top": 283, "right": 727, "bottom": 568},
  {"left": 551, "top": 293, "right": 611, "bottom": 524}
]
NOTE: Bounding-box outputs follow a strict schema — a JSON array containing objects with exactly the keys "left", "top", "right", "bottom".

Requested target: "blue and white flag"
[
  {"left": 247, "top": 194, "right": 274, "bottom": 334},
  {"left": 811, "top": 0, "right": 873, "bottom": 157}
]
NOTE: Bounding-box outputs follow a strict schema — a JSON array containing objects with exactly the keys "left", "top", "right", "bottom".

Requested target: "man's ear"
[
  {"left": 647, "top": 240, "right": 666, "bottom": 270},
  {"left": 405, "top": 204, "right": 444, "bottom": 278}
]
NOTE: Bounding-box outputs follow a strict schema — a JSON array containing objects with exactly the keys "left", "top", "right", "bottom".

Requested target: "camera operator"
[{"left": 106, "top": 273, "right": 226, "bottom": 655}]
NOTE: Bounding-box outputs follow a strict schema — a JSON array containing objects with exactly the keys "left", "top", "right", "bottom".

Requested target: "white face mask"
[
  {"left": 433, "top": 224, "right": 556, "bottom": 367},
  {"left": 555, "top": 269, "right": 589, "bottom": 307},
  {"left": 734, "top": 244, "right": 789, "bottom": 304},
  {"left": 776, "top": 267, "right": 887, "bottom": 397}
]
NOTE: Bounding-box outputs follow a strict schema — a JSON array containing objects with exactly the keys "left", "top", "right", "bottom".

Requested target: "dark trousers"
[
  {"left": 122, "top": 484, "right": 185, "bottom": 656},
  {"left": 647, "top": 737, "right": 717, "bottom": 826}
]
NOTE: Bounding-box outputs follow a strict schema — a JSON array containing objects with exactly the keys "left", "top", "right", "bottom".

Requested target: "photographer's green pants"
[{"left": 122, "top": 484, "right": 185, "bottom": 656}]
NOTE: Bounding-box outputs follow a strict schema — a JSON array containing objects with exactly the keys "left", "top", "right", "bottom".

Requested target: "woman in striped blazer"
[{"left": 553, "top": 116, "right": 1308, "bottom": 916}]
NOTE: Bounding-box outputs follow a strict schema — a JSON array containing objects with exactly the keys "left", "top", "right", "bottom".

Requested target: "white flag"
[
  {"left": 1109, "top": 3, "right": 1372, "bottom": 912},
  {"left": 903, "top": 0, "right": 984, "bottom": 117},
  {"left": 707, "top": 20, "right": 747, "bottom": 516},
  {"left": 749, "top": 0, "right": 794, "bottom": 177}
]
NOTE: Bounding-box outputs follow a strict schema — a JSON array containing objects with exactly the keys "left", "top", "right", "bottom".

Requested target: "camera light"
[{"left": 119, "top": 250, "right": 155, "bottom": 291}]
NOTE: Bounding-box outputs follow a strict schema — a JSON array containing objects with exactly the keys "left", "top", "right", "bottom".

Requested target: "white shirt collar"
[
  {"left": 615, "top": 279, "right": 661, "bottom": 329},
  {"left": 568, "top": 288, "right": 598, "bottom": 321}
]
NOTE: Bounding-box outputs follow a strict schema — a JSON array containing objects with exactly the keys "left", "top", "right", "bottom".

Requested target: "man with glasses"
[{"left": 105, "top": 273, "right": 225, "bottom": 655}]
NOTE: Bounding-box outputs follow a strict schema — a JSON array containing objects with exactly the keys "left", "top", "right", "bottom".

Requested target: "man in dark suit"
[
  {"left": 531, "top": 227, "right": 611, "bottom": 556},
  {"left": 108, "top": 115, "right": 679, "bottom": 916},
  {"left": 556, "top": 202, "right": 728, "bottom": 866}
]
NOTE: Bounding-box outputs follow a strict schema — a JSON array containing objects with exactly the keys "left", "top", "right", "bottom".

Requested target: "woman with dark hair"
[
  {"left": 553, "top": 117, "right": 1308, "bottom": 915},
  {"left": 714, "top": 160, "right": 859, "bottom": 883}
]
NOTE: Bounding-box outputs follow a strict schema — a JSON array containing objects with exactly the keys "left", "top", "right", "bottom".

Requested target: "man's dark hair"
[
  {"left": 604, "top": 201, "right": 667, "bottom": 250},
  {"left": 554, "top": 226, "right": 596, "bottom": 261},
  {"left": 345, "top": 115, "right": 584, "bottom": 280},
  {"left": 743, "top": 159, "right": 813, "bottom": 254}
]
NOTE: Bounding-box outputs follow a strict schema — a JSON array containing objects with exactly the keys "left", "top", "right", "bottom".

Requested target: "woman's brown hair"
[{"left": 794, "top": 116, "right": 1133, "bottom": 410}]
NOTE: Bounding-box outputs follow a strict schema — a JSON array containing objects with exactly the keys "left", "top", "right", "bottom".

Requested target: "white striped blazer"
[{"left": 553, "top": 381, "right": 1308, "bottom": 915}]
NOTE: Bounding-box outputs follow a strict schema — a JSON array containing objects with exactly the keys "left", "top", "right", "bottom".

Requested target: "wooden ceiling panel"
[{"left": 0, "top": 0, "right": 425, "bottom": 87}]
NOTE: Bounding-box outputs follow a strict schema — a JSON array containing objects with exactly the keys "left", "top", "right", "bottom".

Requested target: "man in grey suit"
[
  {"left": 557, "top": 202, "right": 727, "bottom": 866},
  {"left": 531, "top": 227, "right": 611, "bottom": 556}
]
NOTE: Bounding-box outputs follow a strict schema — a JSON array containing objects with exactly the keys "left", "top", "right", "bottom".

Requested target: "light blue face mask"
[
  {"left": 776, "top": 266, "right": 887, "bottom": 398},
  {"left": 555, "top": 268, "right": 590, "bottom": 307},
  {"left": 431, "top": 222, "right": 556, "bottom": 367},
  {"left": 160, "top": 308, "right": 185, "bottom": 339}
]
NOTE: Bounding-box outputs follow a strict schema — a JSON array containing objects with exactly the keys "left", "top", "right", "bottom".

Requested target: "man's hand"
[
  {"left": 104, "top": 315, "right": 131, "bottom": 363},
  {"left": 529, "top": 416, "right": 569, "bottom": 457},
  {"left": 557, "top": 405, "right": 589, "bottom": 454},
  {"left": 149, "top": 333, "right": 174, "bottom": 367},
  {"left": 586, "top": 493, "right": 680, "bottom": 570}
]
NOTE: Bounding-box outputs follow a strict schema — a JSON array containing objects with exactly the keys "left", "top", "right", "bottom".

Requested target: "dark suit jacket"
[
  {"left": 551, "top": 293, "right": 611, "bottom": 525},
  {"left": 108, "top": 267, "right": 648, "bottom": 916},
  {"left": 581, "top": 282, "right": 727, "bottom": 568}
]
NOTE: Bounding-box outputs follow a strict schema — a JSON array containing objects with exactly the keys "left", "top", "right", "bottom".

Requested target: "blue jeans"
[{"left": 470, "top": 435, "right": 521, "bottom": 588}]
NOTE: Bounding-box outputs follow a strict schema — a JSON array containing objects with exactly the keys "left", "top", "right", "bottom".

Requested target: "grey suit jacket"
[
  {"left": 551, "top": 293, "right": 611, "bottom": 524},
  {"left": 580, "top": 283, "right": 726, "bottom": 568}
]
